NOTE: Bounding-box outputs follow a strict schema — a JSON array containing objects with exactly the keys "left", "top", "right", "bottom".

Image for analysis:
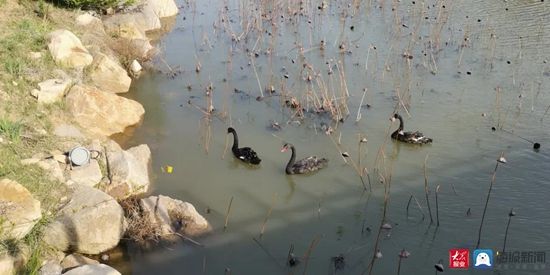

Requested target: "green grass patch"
[
  {"left": 48, "top": 0, "right": 135, "bottom": 10},
  {"left": 0, "top": 118, "right": 23, "bottom": 142}
]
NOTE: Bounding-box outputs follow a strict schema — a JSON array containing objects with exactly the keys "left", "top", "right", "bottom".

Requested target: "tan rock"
[
  {"left": 130, "top": 60, "right": 142, "bottom": 77},
  {"left": 32, "top": 78, "right": 72, "bottom": 104},
  {"left": 65, "top": 85, "right": 144, "bottom": 137},
  {"left": 69, "top": 160, "right": 102, "bottom": 187},
  {"left": 103, "top": 16, "right": 147, "bottom": 40},
  {"left": 61, "top": 253, "right": 99, "bottom": 271},
  {"left": 141, "top": 195, "right": 210, "bottom": 237},
  {"left": 0, "top": 255, "right": 15, "bottom": 275},
  {"left": 88, "top": 53, "right": 131, "bottom": 94},
  {"left": 102, "top": 144, "right": 151, "bottom": 199},
  {"left": 53, "top": 124, "right": 84, "bottom": 139},
  {"left": 37, "top": 159, "right": 65, "bottom": 182},
  {"left": 43, "top": 184, "right": 125, "bottom": 254},
  {"left": 0, "top": 179, "right": 42, "bottom": 240},
  {"left": 62, "top": 264, "right": 120, "bottom": 275},
  {"left": 75, "top": 14, "right": 104, "bottom": 33},
  {"left": 47, "top": 29, "right": 93, "bottom": 68},
  {"left": 38, "top": 260, "right": 62, "bottom": 275},
  {"left": 144, "top": 0, "right": 179, "bottom": 18}
]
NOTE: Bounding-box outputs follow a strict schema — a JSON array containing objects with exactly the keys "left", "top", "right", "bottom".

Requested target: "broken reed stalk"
[
  {"left": 406, "top": 194, "right": 426, "bottom": 220},
  {"left": 252, "top": 237, "right": 285, "bottom": 270},
  {"left": 475, "top": 152, "right": 504, "bottom": 249},
  {"left": 502, "top": 208, "right": 515, "bottom": 252},
  {"left": 259, "top": 194, "right": 277, "bottom": 239},
  {"left": 366, "top": 168, "right": 392, "bottom": 275},
  {"left": 397, "top": 256, "right": 403, "bottom": 275},
  {"left": 356, "top": 88, "right": 368, "bottom": 122},
  {"left": 328, "top": 134, "right": 368, "bottom": 190},
  {"left": 302, "top": 236, "right": 321, "bottom": 275},
  {"left": 495, "top": 86, "right": 502, "bottom": 129},
  {"left": 202, "top": 256, "right": 207, "bottom": 274},
  {"left": 223, "top": 196, "right": 234, "bottom": 232},
  {"left": 424, "top": 154, "right": 434, "bottom": 224},
  {"left": 286, "top": 244, "right": 295, "bottom": 267},
  {"left": 250, "top": 55, "right": 265, "bottom": 99},
  {"left": 435, "top": 185, "right": 440, "bottom": 226}
]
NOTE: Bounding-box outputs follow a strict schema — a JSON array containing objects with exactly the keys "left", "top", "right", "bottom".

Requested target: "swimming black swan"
[
  {"left": 390, "top": 113, "right": 433, "bottom": 144},
  {"left": 227, "top": 127, "right": 261, "bottom": 165},
  {"left": 281, "top": 143, "right": 328, "bottom": 174}
]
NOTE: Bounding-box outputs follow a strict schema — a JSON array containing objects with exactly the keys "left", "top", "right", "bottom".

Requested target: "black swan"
[
  {"left": 281, "top": 143, "right": 328, "bottom": 174},
  {"left": 390, "top": 113, "right": 433, "bottom": 144},
  {"left": 227, "top": 127, "right": 261, "bottom": 165}
]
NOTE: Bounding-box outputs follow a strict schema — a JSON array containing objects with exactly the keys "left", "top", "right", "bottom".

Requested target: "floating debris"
[
  {"left": 497, "top": 156, "right": 507, "bottom": 164},
  {"left": 268, "top": 120, "right": 282, "bottom": 131},
  {"left": 398, "top": 249, "right": 411, "bottom": 258},
  {"left": 434, "top": 262, "right": 444, "bottom": 272},
  {"left": 381, "top": 223, "right": 392, "bottom": 229},
  {"left": 332, "top": 254, "right": 345, "bottom": 270},
  {"left": 533, "top": 142, "right": 541, "bottom": 150},
  {"left": 162, "top": 165, "right": 174, "bottom": 174},
  {"left": 341, "top": 152, "right": 350, "bottom": 158},
  {"left": 375, "top": 250, "right": 383, "bottom": 259},
  {"left": 509, "top": 210, "right": 516, "bottom": 217},
  {"left": 360, "top": 137, "right": 368, "bottom": 143},
  {"left": 288, "top": 253, "right": 300, "bottom": 267}
]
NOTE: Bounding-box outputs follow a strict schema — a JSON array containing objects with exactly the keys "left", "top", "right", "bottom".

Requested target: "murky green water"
[{"left": 116, "top": 0, "right": 549, "bottom": 274}]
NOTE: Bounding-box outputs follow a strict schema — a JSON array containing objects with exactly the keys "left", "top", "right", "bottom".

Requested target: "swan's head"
[
  {"left": 227, "top": 127, "right": 235, "bottom": 134},
  {"left": 281, "top": 143, "right": 292, "bottom": 152},
  {"left": 390, "top": 113, "right": 400, "bottom": 122}
]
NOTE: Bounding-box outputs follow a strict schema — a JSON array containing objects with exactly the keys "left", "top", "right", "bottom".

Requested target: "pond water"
[{"left": 116, "top": 0, "right": 549, "bottom": 274}]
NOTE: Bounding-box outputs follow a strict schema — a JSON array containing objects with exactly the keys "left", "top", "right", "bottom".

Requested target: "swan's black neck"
[
  {"left": 396, "top": 115, "right": 404, "bottom": 131},
  {"left": 285, "top": 145, "right": 296, "bottom": 174},
  {"left": 229, "top": 129, "right": 239, "bottom": 151}
]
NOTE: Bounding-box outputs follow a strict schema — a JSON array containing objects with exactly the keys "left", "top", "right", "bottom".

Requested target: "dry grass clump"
[{"left": 119, "top": 197, "right": 161, "bottom": 246}]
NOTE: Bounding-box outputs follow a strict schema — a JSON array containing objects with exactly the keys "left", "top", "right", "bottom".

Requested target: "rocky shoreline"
[{"left": 0, "top": 1, "right": 210, "bottom": 274}]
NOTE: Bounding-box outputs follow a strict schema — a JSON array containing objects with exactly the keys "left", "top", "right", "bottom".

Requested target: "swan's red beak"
[{"left": 280, "top": 147, "right": 287, "bottom": 152}]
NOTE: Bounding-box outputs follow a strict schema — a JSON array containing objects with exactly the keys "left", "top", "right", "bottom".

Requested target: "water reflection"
[{"left": 117, "top": 0, "right": 550, "bottom": 274}]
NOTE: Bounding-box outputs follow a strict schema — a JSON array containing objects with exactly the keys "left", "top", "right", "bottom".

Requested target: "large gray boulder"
[
  {"left": 62, "top": 264, "right": 120, "bottom": 275},
  {"left": 47, "top": 29, "right": 93, "bottom": 68},
  {"left": 0, "top": 179, "right": 42, "bottom": 240},
  {"left": 88, "top": 53, "right": 131, "bottom": 94},
  {"left": 102, "top": 144, "right": 151, "bottom": 199},
  {"left": 65, "top": 85, "right": 144, "bottom": 137},
  {"left": 140, "top": 195, "right": 210, "bottom": 237},
  {"left": 43, "top": 184, "right": 125, "bottom": 255}
]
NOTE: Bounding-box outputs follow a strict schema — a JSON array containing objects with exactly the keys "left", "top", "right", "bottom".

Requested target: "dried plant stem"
[
  {"left": 475, "top": 152, "right": 504, "bottom": 249},
  {"left": 223, "top": 196, "right": 234, "bottom": 232},
  {"left": 502, "top": 208, "right": 514, "bottom": 252},
  {"left": 250, "top": 55, "right": 264, "bottom": 98},
  {"left": 252, "top": 237, "right": 285, "bottom": 270},
  {"left": 356, "top": 88, "right": 367, "bottom": 122},
  {"left": 406, "top": 194, "right": 426, "bottom": 220},
  {"left": 424, "top": 155, "right": 434, "bottom": 224},
  {"left": 435, "top": 185, "right": 441, "bottom": 226},
  {"left": 302, "top": 236, "right": 321, "bottom": 275},
  {"left": 365, "top": 168, "right": 392, "bottom": 275},
  {"left": 259, "top": 194, "right": 277, "bottom": 239}
]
